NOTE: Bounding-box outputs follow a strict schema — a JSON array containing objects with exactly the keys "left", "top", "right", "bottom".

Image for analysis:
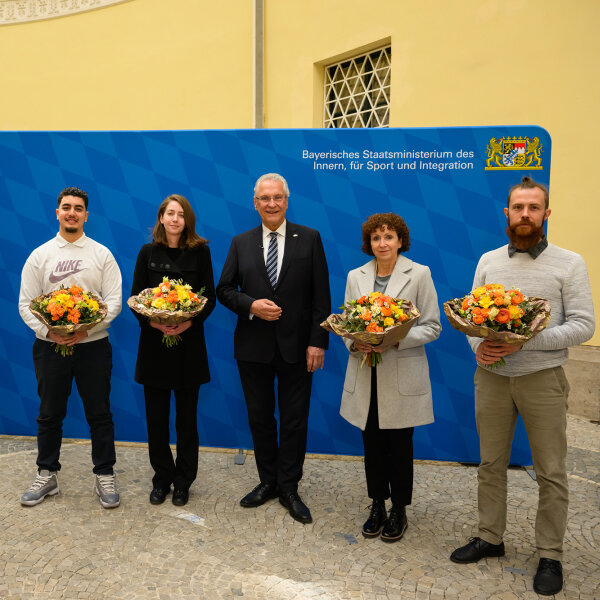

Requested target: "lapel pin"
[{"left": 293, "top": 233, "right": 298, "bottom": 237}]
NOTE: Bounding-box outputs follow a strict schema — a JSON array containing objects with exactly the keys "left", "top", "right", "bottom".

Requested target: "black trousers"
[
  {"left": 237, "top": 349, "right": 313, "bottom": 493},
  {"left": 143, "top": 385, "right": 200, "bottom": 490},
  {"left": 362, "top": 367, "right": 414, "bottom": 506},
  {"left": 32, "top": 338, "right": 116, "bottom": 475}
]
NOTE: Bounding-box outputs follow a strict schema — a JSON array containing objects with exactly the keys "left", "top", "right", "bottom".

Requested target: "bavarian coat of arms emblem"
[{"left": 486, "top": 136, "right": 543, "bottom": 170}]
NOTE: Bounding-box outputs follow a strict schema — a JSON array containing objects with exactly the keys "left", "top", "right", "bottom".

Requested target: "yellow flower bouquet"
[
  {"left": 128, "top": 277, "right": 207, "bottom": 347},
  {"left": 29, "top": 285, "right": 108, "bottom": 356},
  {"left": 444, "top": 283, "right": 550, "bottom": 367},
  {"left": 321, "top": 292, "right": 420, "bottom": 366}
]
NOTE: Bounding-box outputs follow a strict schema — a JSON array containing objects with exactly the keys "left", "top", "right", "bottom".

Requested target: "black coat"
[
  {"left": 131, "top": 243, "right": 216, "bottom": 389},
  {"left": 216, "top": 221, "right": 330, "bottom": 364}
]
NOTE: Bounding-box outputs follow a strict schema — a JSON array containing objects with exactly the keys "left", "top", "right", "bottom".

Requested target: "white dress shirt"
[
  {"left": 248, "top": 221, "right": 286, "bottom": 320},
  {"left": 261, "top": 220, "right": 286, "bottom": 281}
]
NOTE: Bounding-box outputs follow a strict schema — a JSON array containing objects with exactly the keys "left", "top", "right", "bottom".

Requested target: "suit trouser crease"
[
  {"left": 475, "top": 366, "right": 569, "bottom": 560},
  {"left": 237, "top": 351, "right": 312, "bottom": 492},
  {"left": 362, "top": 366, "right": 414, "bottom": 506},
  {"left": 33, "top": 338, "right": 116, "bottom": 475},
  {"left": 144, "top": 385, "right": 200, "bottom": 490}
]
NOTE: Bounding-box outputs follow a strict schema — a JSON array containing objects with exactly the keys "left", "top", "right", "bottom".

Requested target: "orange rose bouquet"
[
  {"left": 128, "top": 277, "right": 207, "bottom": 347},
  {"left": 29, "top": 285, "right": 108, "bottom": 356},
  {"left": 444, "top": 284, "right": 550, "bottom": 367},
  {"left": 321, "top": 292, "right": 420, "bottom": 366}
]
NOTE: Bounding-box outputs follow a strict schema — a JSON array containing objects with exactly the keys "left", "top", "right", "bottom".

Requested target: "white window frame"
[{"left": 323, "top": 46, "right": 391, "bottom": 128}]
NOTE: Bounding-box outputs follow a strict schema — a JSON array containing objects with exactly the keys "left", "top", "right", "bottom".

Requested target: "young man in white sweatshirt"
[{"left": 18, "top": 187, "right": 122, "bottom": 508}]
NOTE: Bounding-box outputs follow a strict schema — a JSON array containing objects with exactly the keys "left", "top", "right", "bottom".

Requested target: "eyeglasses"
[{"left": 255, "top": 195, "right": 286, "bottom": 203}]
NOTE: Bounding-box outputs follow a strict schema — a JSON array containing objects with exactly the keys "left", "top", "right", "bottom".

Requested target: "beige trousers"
[{"left": 474, "top": 366, "right": 570, "bottom": 561}]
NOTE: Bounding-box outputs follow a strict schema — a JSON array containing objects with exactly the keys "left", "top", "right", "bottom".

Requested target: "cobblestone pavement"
[{"left": 0, "top": 416, "right": 597, "bottom": 600}]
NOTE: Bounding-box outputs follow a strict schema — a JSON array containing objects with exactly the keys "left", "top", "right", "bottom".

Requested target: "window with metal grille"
[{"left": 324, "top": 46, "right": 391, "bottom": 128}]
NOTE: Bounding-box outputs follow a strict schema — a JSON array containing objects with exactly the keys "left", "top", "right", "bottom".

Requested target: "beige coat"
[{"left": 340, "top": 256, "right": 441, "bottom": 430}]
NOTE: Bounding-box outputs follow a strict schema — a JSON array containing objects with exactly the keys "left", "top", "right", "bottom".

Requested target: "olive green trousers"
[{"left": 474, "top": 366, "right": 570, "bottom": 561}]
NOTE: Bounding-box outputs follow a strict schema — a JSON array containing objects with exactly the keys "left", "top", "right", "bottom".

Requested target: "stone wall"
[{"left": 564, "top": 345, "right": 600, "bottom": 422}]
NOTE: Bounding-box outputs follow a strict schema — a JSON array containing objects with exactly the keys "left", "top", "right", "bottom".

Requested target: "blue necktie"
[{"left": 266, "top": 232, "right": 278, "bottom": 288}]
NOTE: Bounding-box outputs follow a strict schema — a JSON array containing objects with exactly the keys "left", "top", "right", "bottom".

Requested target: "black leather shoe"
[
  {"left": 533, "top": 558, "right": 563, "bottom": 596},
  {"left": 240, "top": 483, "right": 278, "bottom": 508},
  {"left": 380, "top": 504, "right": 408, "bottom": 542},
  {"left": 149, "top": 487, "right": 170, "bottom": 505},
  {"left": 450, "top": 537, "right": 505, "bottom": 563},
  {"left": 172, "top": 488, "right": 189, "bottom": 506},
  {"left": 279, "top": 491, "right": 312, "bottom": 524},
  {"left": 362, "top": 500, "right": 386, "bottom": 538}
]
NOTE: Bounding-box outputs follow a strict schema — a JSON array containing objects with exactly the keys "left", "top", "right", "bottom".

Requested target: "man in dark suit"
[{"left": 216, "top": 173, "right": 330, "bottom": 524}]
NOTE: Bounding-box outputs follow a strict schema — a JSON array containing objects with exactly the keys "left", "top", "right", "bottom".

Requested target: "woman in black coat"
[{"left": 131, "top": 194, "right": 215, "bottom": 506}]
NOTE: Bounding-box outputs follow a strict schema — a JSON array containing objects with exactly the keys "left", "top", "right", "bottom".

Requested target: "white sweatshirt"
[{"left": 18, "top": 233, "right": 122, "bottom": 343}]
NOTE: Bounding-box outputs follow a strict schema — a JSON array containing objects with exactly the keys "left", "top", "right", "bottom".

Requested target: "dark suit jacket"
[
  {"left": 131, "top": 243, "right": 216, "bottom": 388},
  {"left": 216, "top": 221, "right": 330, "bottom": 364}
]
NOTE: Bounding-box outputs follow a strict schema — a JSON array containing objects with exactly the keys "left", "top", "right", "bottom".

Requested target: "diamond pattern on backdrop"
[{"left": 0, "top": 127, "right": 552, "bottom": 464}]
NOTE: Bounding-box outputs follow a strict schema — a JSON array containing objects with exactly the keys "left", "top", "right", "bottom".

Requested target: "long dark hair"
[{"left": 152, "top": 194, "right": 208, "bottom": 249}]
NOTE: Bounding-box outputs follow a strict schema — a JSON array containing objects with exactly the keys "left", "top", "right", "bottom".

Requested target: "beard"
[{"left": 505, "top": 219, "right": 545, "bottom": 250}]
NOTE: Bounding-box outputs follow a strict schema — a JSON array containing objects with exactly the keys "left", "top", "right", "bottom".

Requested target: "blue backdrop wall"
[{"left": 0, "top": 126, "right": 551, "bottom": 464}]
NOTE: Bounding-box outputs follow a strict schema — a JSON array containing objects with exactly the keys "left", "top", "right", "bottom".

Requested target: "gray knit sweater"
[{"left": 467, "top": 242, "right": 595, "bottom": 376}]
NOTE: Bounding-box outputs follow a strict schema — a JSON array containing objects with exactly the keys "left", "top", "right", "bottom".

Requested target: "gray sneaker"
[
  {"left": 94, "top": 473, "right": 120, "bottom": 508},
  {"left": 21, "top": 470, "right": 59, "bottom": 506}
]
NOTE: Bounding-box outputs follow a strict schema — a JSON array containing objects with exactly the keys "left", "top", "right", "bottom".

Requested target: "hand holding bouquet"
[
  {"left": 444, "top": 283, "right": 550, "bottom": 368},
  {"left": 321, "top": 292, "right": 420, "bottom": 366},
  {"left": 128, "top": 277, "right": 207, "bottom": 347},
  {"left": 29, "top": 285, "right": 107, "bottom": 356}
]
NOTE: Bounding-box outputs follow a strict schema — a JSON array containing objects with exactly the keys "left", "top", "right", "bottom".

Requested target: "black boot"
[
  {"left": 381, "top": 504, "right": 407, "bottom": 542},
  {"left": 362, "top": 499, "right": 386, "bottom": 538}
]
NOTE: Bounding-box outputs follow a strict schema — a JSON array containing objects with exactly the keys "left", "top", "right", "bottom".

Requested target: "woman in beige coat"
[{"left": 341, "top": 213, "right": 441, "bottom": 542}]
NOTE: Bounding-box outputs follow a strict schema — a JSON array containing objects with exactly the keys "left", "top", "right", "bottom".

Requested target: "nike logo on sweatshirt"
[{"left": 48, "top": 260, "right": 87, "bottom": 284}]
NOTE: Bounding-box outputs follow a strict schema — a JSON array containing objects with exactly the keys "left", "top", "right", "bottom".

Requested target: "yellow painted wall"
[
  {"left": 1, "top": 0, "right": 597, "bottom": 342},
  {"left": 264, "top": 0, "right": 600, "bottom": 345},
  {"left": 0, "top": 0, "right": 254, "bottom": 129}
]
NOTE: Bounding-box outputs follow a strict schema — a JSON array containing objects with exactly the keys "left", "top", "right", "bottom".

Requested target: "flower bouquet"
[
  {"left": 444, "top": 283, "right": 550, "bottom": 368},
  {"left": 321, "top": 292, "right": 420, "bottom": 366},
  {"left": 29, "top": 285, "right": 107, "bottom": 356},
  {"left": 127, "top": 277, "right": 207, "bottom": 347}
]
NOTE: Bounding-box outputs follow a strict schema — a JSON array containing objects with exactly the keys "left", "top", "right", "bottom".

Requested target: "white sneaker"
[
  {"left": 94, "top": 473, "right": 120, "bottom": 508},
  {"left": 21, "top": 470, "right": 59, "bottom": 506}
]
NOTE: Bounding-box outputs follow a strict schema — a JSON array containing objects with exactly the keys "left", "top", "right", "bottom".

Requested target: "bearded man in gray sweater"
[{"left": 450, "top": 177, "right": 595, "bottom": 596}]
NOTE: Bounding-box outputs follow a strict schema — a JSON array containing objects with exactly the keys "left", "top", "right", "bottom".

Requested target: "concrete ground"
[{"left": 0, "top": 416, "right": 597, "bottom": 600}]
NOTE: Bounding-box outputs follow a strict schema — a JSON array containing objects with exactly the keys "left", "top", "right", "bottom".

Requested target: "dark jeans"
[
  {"left": 33, "top": 337, "right": 116, "bottom": 475},
  {"left": 237, "top": 349, "right": 313, "bottom": 493},
  {"left": 362, "top": 367, "right": 414, "bottom": 506},
  {"left": 144, "top": 385, "right": 200, "bottom": 491}
]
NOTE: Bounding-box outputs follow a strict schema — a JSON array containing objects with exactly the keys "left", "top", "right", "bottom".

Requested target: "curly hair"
[
  {"left": 361, "top": 213, "right": 411, "bottom": 256},
  {"left": 58, "top": 187, "right": 88, "bottom": 209}
]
